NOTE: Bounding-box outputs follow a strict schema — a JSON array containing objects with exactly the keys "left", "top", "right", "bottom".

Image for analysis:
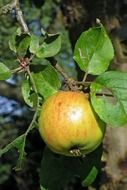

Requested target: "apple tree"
[{"left": 0, "top": 1, "right": 127, "bottom": 190}]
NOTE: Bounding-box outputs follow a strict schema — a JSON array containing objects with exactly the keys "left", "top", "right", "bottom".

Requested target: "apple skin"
[{"left": 38, "top": 91, "right": 106, "bottom": 156}]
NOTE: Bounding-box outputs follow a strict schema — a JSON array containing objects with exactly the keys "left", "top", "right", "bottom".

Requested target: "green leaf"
[
  {"left": 36, "top": 34, "right": 61, "bottom": 58},
  {"left": 29, "top": 34, "right": 40, "bottom": 54},
  {"left": 15, "top": 136, "right": 26, "bottom": 171},
  {"left": 21, "top": 79, "right": 34, "bottom": 107},
  {"left": 0, "top": 134, "right": 27, "bottom": 171},
  {"left": 73, "top": 26, "right": 114, "bottom": 75},
  {"left": 40, "top": 146, "right": 102, "bottom": 190},
  {"left": 0, "top": 62, "right": 11, "bottom": 80},
  {"left": 17, "top": 34, "right": 31, "bottom": 57},
  {"left": 16, "top": 27, "right": 22, "bottom": 36},
  {"left": 82, "top": 166, "right": 98, "bottom": 187},
  {"left": 40, "top": 186, "right": 48, "bottom": 190},
  {"left": 22, "top": 78, "right": 40, "bottom": 108},
  {"left": 9, "top": 34, "right": 17, "bottom": 53},
  {"left": 31, "top": 64, "right": 61, "bottom": 99},
  {"left": 0, "top": 134, "right": 25, "bottom": 157},
  {"left": 9, "top": 33, "right": 31, "bottom": 56},
  {"left": 90, "top": 71, "right": 127, "bottom": 127}
]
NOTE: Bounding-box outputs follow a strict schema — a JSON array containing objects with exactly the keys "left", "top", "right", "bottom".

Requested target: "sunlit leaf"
[
  {"left": 90, "top": 71, "right": 127, "bottom": 127},
  {"left": 29, "top": 34, "right": 40, "bottom": 54},
  {"left": 31, "top": 64, "right": 61, "bottom": 99},
  {"left": 21, "top": 79, "right": 33, "bottom": 107},
  {"left": 0, "top": 62, "right": 11, "bottom": 80},
  {"left": 73, "top": 25, "right": 114, "bottom": 75},
  {"left": 0, "top": 134, "right": 25, "bottom": 157},
  {"left": 16, "top": 34, "right": 31, "bottom": 57},
  {"left": 36, "top": 34, "right": 61, "bottom": 58},
  {"left": 9, "top": 34, "right": 17, "bottom": 53}
]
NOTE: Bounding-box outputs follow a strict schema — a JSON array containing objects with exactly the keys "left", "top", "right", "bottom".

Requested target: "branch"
[
  {"left": 0, "top": 0, "right": 17, "bottom": 14},
  {"left": 1, "top": 0, "right": 29, "bottom": 33},
  {"left": 47, "top": 57, "right": 79, "bottom": 91},
  {"left": 15, "top": 0, "right": 29, "bottom": 34}
]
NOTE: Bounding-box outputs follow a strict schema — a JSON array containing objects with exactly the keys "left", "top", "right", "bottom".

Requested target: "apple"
[{"left": 38, "top": 91, "right": 106, "bottom": 156}]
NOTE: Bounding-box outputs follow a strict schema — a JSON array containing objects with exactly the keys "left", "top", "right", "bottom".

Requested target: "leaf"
[
  {"left": 36, "top": 34, "right": 61, "bottom": 58},
  {"left": 0, "top": 134, "right": 26, "bottom": 171},
  {"left": 29, "top": 34, "right": 40, "bottom": 54},
  {"left": 31, "top": 64, "right": 61, "bottom": 99},
  {"left": 16, "top": 27, "right": 22, "bottom": 36},
  {"left": 9, "top": 32, "right": 31, "bottom": 56},
  {"left": 9, "top": 34, "right": 17, "bottom": 53},
  {"left": 0, "top": 134, "right": 25, "bottom": 157},
  {"left": 15, "top": 123, "right": 37, "bottom": 171},
  {"left": 81, "top": 166, "right": 98, "bottom": 187},
  {"left": 0, "top": 62, "right": 11, "bottom": 80},
  {"left": 40, "top": 186, "right": 48, "bottom": 190},
  {"left": 73, "top": 26, "right": 114, "bottom": 75},
  {"left": 15, "top": 136, "right": 26, "bottom": 171},
  {"left": 21, "top": 79, "right": 33, "bottom": 107},
  {"left": 90, "top": 71, "right": 127, "bottom": 127},
  {"left": 40, "top": 145, "right": 102, "bottom": 190},
  {"left": 16, "top": 34, "right": 31, "bottom": 57}
]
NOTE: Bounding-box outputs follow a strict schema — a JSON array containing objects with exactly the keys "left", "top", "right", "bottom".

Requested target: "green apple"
[{"left": 38, "top": 91, "right": 106, "bottom": 156}]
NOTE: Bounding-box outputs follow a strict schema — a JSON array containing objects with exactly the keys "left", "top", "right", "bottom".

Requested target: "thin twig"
[
  {"left": 82, "top": 72, "right": 88, "bottom": 83},
  {"left": 2, "top": 1, "right": 39, "bottom": 170},
  {"left": 11, "top": 66, "right": 23, "bottom": 74},
  {"left": 75, "top": 81, "right": 91, "bottom": 86},
  {"left": 0, "top": 0, "right": 17, "bottom": 14},
  {"left": 15, "top": 0, "right": 29, "bottom": 34},
  {"left": 15, "top": 66, "right": 39, "bottom": 170},
  {"left": 25, "top": 66, "right": 39, "bottom": 133},
  {"left": 47, "top": 57, "right": 79, "bottom": 91},
  {"left": 1, "top": 0, "right": 29, "bottom": 33}
]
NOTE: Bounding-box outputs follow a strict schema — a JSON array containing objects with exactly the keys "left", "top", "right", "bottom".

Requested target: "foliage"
[
  {"left": 40, "top": 146, "right": 102, "bottom": 190},
  {"left": 1, "top": 1, "right": 127, "bottom": 190},
  {"left": 73, "top": 25, "right": 114, "bottom": 75},
  {"left": 91, "top": 71, "right": 127, "bottom": 127}
]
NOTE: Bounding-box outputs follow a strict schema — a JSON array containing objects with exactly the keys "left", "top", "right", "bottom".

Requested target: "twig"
[
  {"left": 3, "top": 1, "right": 39, "bottom": 170},
  {"left": 25, "top": 66, "right": 39, "bottom": 133},
  {"left": 15, "top": 0, "right": 29, "bottom": 34},
  {"left": 0, "top": 0, "right": 17, "bottom": 14},
  {"left": 11, "top": 66, "right": 23, "bottom": 74},
  {"left": 75, "top": 81, "right": 91, "bottom": 86},
  {"left": 15, "top": 66, "right": 39, "bottom": 170},
  {"left": 47, "top": 57, "right": 79, "bottom": 91},
  {"left": 82, "top": 71, "right": 88, "bottom": 83},
  {"left": 1, "top": 0, "right": 29, "bottom": 33}
]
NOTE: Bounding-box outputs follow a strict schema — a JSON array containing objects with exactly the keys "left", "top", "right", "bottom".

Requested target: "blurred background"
[{"left": 1, "top": 0, "right": 127, "bottom": 189}]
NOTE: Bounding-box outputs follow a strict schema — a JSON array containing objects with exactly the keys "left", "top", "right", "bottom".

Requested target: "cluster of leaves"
[
  {"left": 1, "top": 23, "right": 127, "bottom": 190},
  {"left": 73, "top": 26, "right": 127, "bottom": 127}
]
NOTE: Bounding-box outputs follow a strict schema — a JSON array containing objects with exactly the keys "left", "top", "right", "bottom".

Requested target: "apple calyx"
[{"left": 69, "top": 148, "right": 82, "bottom": 156}]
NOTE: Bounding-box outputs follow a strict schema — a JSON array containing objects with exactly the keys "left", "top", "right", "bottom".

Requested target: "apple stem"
[{"left": 82, "top": 72, "right": 88, "bottom": 83}]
